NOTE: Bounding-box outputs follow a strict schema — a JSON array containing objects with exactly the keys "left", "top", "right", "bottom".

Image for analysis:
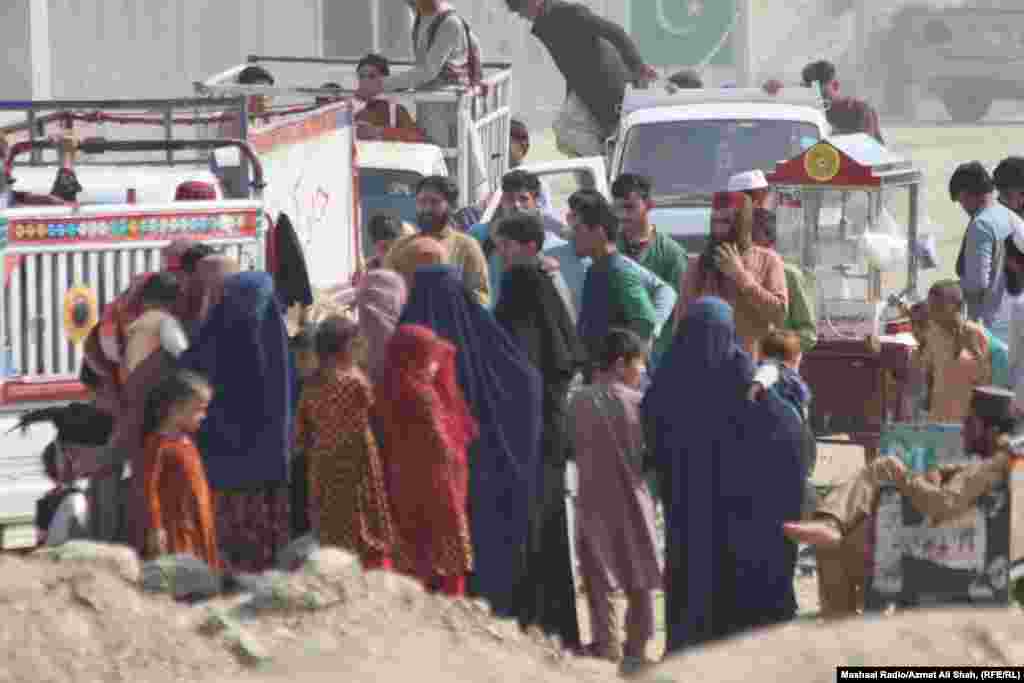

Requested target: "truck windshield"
[
  {"left": 619, "top": 119, "right": 820, "bottom": 199},
  {"left": 360, "top": 168, "right": 422, "bottom": 258}
]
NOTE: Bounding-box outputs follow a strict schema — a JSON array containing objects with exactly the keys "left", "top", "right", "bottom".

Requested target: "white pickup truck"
[{"left": 605, "top": 86, "right": 831, "bottom": 254}]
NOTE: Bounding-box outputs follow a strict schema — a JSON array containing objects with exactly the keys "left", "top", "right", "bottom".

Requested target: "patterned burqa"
[
  {"left": 375, "top": 325, "right": 477, "bottom": 585},
  {"left": 399, "top": 265, "right": 542, "bottom": 617}
]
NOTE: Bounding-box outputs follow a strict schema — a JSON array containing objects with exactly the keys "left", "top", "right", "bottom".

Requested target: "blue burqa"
[
  {"left": 641, "top": 297, "right": 804, "bottom": 654},
  {"left": 400, "top": 265, "right": 543, "bottom": 617},
  {"left": 179, "top": 271, "right": 295, "bottom": 491}
]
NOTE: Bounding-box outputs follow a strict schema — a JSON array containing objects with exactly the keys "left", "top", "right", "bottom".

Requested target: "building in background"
[{"left": 3, "top": 0, "right": 764, "bottom": 134}]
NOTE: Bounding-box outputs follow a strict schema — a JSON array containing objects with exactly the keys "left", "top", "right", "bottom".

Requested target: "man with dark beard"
[
  {"left": 493, "top": 210, "right": 587, "bottom": 653},
  {"left": 386, "top": 175, "right": 490, "bottom": 305},
  {"left": 675, "top": 191, "right": 787, "bottom": 360}
]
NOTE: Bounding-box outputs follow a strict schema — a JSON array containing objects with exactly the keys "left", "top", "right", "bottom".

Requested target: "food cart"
[{"left": 766, "top": 133, "right": 928, "bottom": 457}]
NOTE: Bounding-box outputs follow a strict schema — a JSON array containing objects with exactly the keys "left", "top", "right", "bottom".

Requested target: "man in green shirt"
[
  {"left": 753, "top": 207, "right": 817, "bottom": 351},
  {"left": 572, "top": 189, "right": 658, "bottom": 378},
  {"left": 612, "top": 173, "right": 689, "bottom": 369}
]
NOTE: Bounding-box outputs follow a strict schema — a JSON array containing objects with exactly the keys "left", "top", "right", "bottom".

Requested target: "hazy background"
[{"left": 3, "top": 0, "right": 1023, "bottom": 289}]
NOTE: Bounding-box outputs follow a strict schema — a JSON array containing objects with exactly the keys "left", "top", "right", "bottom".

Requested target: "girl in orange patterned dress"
[
  {"left": 375, "top": 324, "right": 478, "bottom": 596},
  {"left": 294, "top": 316, "right": 395, "bottom": 569},
  {"left": 141, "top": 370, "right": 221, "bottom": 569}
]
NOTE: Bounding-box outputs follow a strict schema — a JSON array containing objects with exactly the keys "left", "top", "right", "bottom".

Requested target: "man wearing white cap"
[
  {"left": 729, "top": 169, "right": 816, "bottom": 351},
  {"left": 727, "top": 169, "right": 774, "bottom": 210}
]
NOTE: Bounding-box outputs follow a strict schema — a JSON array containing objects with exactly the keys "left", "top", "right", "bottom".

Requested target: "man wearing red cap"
[
  {"left": 675, "top": 191, "right": 787, "bottom": 359},
  {"left": 174, "top": 181, "right": 218, "bottom": 202}
]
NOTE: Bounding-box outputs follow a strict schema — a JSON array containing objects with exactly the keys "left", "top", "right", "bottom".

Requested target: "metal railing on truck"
[{"left": 0, "top": 96, "right": 252, "bottom": 167}]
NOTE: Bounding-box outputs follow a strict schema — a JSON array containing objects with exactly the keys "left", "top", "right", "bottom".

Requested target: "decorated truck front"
[{"left": 0, "top": 97, "right": 269, "bottom": 548}]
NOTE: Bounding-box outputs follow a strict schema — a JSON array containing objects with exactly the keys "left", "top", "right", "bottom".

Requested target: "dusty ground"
[{"left": 1, "top": 439, "right": 953, "bottom": 683}]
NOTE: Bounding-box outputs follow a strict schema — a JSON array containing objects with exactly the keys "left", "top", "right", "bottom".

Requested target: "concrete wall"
[
  {"left": 0, "top": 1, "right": 33, "bottom": 101},
  {"left": 44, "top": 0, "right": 322, "bottom": 99}
]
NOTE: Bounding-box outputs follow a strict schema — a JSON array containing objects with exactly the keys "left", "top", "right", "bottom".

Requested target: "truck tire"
[{"left": 942, "top": 88, "right": 993, "bottom": 123}]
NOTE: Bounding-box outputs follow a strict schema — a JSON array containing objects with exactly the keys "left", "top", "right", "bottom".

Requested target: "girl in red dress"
[
  {"left": 375, "top": 324, "right": 478, "bottom": 596},
  {"left": 141, "top": 369, "right": 221, "bottom": 569}
]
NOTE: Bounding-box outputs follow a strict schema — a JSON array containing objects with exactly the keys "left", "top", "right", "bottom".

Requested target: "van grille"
[{"left": 2, "top": 242, "right": 249, "bottom": 380}]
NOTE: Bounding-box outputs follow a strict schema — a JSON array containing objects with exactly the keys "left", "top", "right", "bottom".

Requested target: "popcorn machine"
[{"left": 766, "top": 133, "right": 928, "bottom": 454}]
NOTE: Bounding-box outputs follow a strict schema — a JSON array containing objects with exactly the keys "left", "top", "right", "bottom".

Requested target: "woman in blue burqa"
[
  {"left": 642, "top": 296, "right": 805, "bottom": 654},
  {"left": 399, "top": 264, "right": 543, "bottom": 619},
  {"left": 179, "top": 271, "right": 295, "bottom": 573}
]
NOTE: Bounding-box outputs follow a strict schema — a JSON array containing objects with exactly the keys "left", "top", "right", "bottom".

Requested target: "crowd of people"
[
  {"left": 26, "top": 148, "right": 1024, "bottom": 671},
  {"left": 15, "top": 0, "right": 1024, "bottom": 674}
]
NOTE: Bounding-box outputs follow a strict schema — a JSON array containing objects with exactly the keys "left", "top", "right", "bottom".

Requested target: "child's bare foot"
[{"left": 783, "top": 519, "right": 841, "bottom": 548}]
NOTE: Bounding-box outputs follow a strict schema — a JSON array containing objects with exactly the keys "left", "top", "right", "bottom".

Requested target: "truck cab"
[
  {"left": 607, "top": 87, "right": 830, "bottom": 254},
  {"left": 357, "top": 141, "right": 447, "bottom": 258},
  {"left": 0, "top": 90, "right": 365, "bottom": 547}
]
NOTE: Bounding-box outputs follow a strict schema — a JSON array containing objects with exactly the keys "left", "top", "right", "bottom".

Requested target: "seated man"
[
  {"left": 785, "top": 385, "right": 1016, "bottom": 618},
  {"left": 353, "top": 54, "right": 426, "bottom": 143}
]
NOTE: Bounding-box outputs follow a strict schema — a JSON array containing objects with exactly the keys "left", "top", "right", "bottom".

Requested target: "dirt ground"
[{"left": 0, "top": 439, "right": 878, "bottom": 683}]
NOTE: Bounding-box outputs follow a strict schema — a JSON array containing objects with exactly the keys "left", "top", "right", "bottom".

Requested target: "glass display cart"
[{"left": 766, "top": 133, "right": 927, "bottom": 457}]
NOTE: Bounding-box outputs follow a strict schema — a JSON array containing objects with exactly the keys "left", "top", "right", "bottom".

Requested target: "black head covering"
[
  {"left": 994, "top": 157, "right": 1024, "bottom": 193},
  {"left": 50, "top": 168, "right": 82, "bottom": 201},
  {"left": 971, "top": 386, "right": 1015, "bottom": 425},
  {"left": 271, "top": 214, "right": 314, "bottom": 310},
  {"left": 10, "top": 402, "right": 114, "bottom": 445},
  {"left": 494, "top": 263, "right": 586, "bottom": 379}
]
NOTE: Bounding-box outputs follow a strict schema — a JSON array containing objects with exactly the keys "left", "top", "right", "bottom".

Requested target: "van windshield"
[{"left": 619, "top": 119, "right": 820, "bottom": 200}]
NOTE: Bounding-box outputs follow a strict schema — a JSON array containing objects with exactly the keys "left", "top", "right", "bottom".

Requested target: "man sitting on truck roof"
[{"left": 352, "top": 54, "right": 427, "bottom": 144}]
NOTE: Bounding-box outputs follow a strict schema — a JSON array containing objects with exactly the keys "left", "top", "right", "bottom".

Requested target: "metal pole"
[
  {"left": 27, "top": 111, "right": 40, "bottom": 165},
  {"left": 371, "top": 0, "right": 380, "bottom": 54},
  {"left": 734, "top": 0, "right": 754, "bottom": 87},
  {"left": 907, "top": 182, "right": 920, "bottom": 299},
  {"left": 163, "top": 109, "right": 173, "bottom": 165},
  {"left": 29, "top": 0, "right": 53, "bottom": 100}
]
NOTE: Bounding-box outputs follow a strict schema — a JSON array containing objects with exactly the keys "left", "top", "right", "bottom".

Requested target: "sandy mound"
[
  {"left": 640, "top": 608, "right": 1024, "bottom": 683},
  {"left": 0, "top": 553, "right": 240, "bottom": 683},
  {"left": 0, "top": 544, "right": 615, "bottom": 683}
]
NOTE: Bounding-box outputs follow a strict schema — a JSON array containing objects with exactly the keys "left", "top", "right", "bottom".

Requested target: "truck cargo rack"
[
  {"left": 0, "top": 96, "right": 250, "bottom": 167},
  {"left": 199, "top": 55, "right": 514, "bottom": 203}
]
